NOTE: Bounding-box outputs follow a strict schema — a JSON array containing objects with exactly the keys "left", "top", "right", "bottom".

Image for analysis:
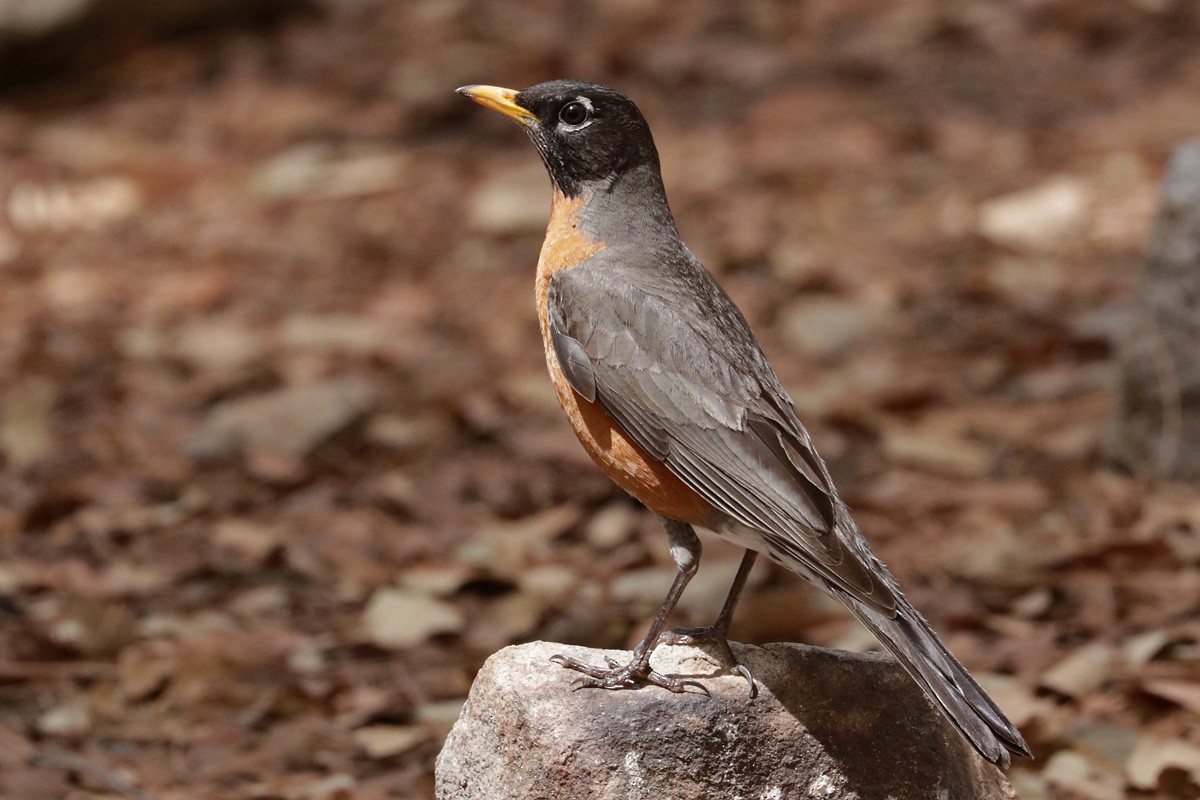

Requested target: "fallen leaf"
[
  {"left": 1127, "top": 735, "right": 1200, "bottom": 790},
  {"left": 354, "top": 725, "right": 428, "bottom": 759},
  {"left": 1042, "top": 749, "right": 1123, "bottom": 800},
  {"left": 1140, "top": 680, "right": 1200, "bottom": 716},
  {"left": 1040, "top": 643, "right": 1114, "bottom": 698},
  {"left": 363, "top": 588, "right": 464, "bottom": 649}
]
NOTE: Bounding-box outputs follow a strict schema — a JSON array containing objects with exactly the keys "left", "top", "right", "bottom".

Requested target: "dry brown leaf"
[
  {"left": 1140, "top": 680, "right": 1200, "bottom": 716},
  {"left": 118, "top": 641, "right": 177, "bottom": 701},
  {"left": 1040, "top": 643, "right": 1115, "bottom": 698},
  {"left": 1042, "top": 749, "right": 1124, "bottom": 800},
  {"left": 1127, "top": 735, "right": 1200, "bottom": 790},
  {"left": 363, "top": 588, "right": 464, "bottom": 649},
  {"left": 353, "top": 725, "right": 428, "bottom": 759}
]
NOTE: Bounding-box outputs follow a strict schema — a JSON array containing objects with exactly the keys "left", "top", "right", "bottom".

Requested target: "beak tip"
[{"left": 455, "top": 84, "right": 534, "bottom": 125}]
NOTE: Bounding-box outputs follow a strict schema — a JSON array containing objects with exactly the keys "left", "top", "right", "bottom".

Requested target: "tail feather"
[{"left": 841, "top": 594, "right": 1032, "bottom": 767}]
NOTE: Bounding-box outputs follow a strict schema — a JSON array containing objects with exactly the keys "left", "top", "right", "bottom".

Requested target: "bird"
[{"left": 457, "top": 79, "right": 1031, "bottom": 767}]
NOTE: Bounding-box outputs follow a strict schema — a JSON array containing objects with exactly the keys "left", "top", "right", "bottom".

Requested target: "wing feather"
[{"left": 548, "top": 257, "right": 897, "bottom": 614}]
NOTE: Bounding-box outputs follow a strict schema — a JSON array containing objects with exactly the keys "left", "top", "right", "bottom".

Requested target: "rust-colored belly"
[{"left": 535, "top": 191, "right": 715, "bottom": 526}]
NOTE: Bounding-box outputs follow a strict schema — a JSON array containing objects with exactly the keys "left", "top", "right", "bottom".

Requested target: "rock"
[
  {"left": 1109, "top": 140, "right": 1200, "bottom": 478},
  {"left": 185, "top": 376, "right": 377, "bottom": 462},
  {"left": 435, "top": 641, "right": 1017, "bottom": 800}
]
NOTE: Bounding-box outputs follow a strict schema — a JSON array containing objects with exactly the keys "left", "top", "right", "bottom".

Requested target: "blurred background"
[{"left": 1, "top": 1, "right": 1200, "bottom": 798}]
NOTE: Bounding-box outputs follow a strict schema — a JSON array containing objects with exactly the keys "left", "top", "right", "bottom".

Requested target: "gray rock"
[
  {"left": 1109, "top": 140, "right": 1200, "bottom": 478},
  {"left": 436, "top": 641, "right": 1017, "bottom": 800}
]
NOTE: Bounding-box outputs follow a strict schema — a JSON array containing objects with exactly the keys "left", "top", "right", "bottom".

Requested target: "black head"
[{"left": 458, "top": 80, "right": 661, "bottom": 198}]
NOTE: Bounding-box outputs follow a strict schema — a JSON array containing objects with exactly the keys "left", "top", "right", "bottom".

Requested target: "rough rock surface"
[
  {"left": 436, "top": 641, "right": 1017, "bottom": 800},
  {"left": 1110, "top": 140, "right": 1200, "bottom": 478}
]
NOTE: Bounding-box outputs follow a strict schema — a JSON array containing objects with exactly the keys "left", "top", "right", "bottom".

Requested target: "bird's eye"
[{"left": 558, "top": 101, "right": 590, "bottom": 127}]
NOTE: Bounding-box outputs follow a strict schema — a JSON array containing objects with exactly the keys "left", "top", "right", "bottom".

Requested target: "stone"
[
  {"left": 435, "top": 641, "right": 1017, "bottom": 800},
  {"left": 1109, "top": 140, "right": 1200, "bottom": 478}
]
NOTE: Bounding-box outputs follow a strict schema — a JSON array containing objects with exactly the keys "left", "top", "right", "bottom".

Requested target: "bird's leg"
[
  {"left": 657, "top": 548, "right": 758, "bottom": 696},
  {"left": 551, "top": 518, "right": 707, "bottom": 694}
]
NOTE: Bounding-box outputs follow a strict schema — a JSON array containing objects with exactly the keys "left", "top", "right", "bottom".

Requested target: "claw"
[{"left": 735, "top": 663, "right": 758, "bottom": 699}]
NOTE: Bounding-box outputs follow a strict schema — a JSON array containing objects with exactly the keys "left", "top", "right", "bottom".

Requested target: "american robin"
[{"left": 458, "top": 80, "right": 1031, "bottom": 767}]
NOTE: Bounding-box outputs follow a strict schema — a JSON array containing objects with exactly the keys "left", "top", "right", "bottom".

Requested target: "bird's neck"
[{"left": 567, "top": 163, "right": 679, "bottom": 249}]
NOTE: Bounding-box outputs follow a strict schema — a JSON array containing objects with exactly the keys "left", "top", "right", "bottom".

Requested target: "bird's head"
[{"left": 457, "top": 80, "right": 660, "bottom": 198}]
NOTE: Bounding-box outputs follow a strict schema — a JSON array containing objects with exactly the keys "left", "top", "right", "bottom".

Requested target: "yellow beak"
[{"left": 456, "top": 85, "right": 537, "bottom": 125}]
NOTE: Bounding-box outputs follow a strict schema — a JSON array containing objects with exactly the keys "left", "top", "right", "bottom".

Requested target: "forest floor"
[{"left": 2, "top": 1, "right": 1200, "bottom": 798}]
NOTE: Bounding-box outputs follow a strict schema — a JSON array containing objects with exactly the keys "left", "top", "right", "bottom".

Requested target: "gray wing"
[{"left": 548, "top": 254, "right": 897, "bottom": 615}]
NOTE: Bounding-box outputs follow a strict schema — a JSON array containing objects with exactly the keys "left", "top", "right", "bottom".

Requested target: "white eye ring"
[{"left": 558, "top": 96, "right": 595, "bottom": 130}]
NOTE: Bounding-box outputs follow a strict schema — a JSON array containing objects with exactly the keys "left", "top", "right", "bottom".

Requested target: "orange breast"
[{"left": 536, "top": 191, "right": 716, "bottom": 526}]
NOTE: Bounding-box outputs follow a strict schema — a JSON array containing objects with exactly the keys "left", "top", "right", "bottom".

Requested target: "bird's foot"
[
  {"left": 657, "top": 625, "right": 757, "bottom": 698},
  {"left": 550, "top": 652, "right": 709, "bottom": 695}
]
